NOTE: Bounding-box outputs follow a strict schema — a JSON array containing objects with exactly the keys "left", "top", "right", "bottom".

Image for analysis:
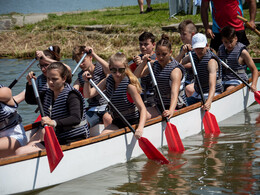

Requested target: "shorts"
[
  {"left": 222, "top": 79, "right": 242, "bottom": 89},
  {"left": 112, "top": 118, "right": 139, "bottom": 129},
  {"left": 210, "top": 30, "right": 249, "bottom": 52},
  {"left": 86, "top": 110, "right": 107, "bottom": 128},
  {"left": 0, "top": 123, "right": 27, "bottom": 146}
]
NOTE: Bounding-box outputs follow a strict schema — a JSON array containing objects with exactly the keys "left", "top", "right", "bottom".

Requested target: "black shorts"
[
  {"left": 112, "top": 118, "right": 139, "bottom": 129},
  {"left": 210, "top": 30, "right": 249, "bottom": 52}
]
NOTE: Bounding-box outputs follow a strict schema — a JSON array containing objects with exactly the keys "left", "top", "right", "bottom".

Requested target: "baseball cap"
[{"left": 192, "top": 33, "right": 207, "bottom": 49}]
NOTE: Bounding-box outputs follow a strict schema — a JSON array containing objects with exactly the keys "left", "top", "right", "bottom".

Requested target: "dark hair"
[
  {"left": 43, "top": 46, "right": 61, "bottom": 61},
  {"left": 47, "top": 62, "right": 72, "bottom": 84},
  {"left": 156, "top": 34, "right": 172, "bottom": 50},
  {"left": 221, "top": 26, "right": 236, "bottom": 41},
  {"left": 72, "top": 46, "right": 86, "bottom": 60},
  {"left": 139, "top": 31, "right": 156, "bottom": 43},
  {"left": 178, "top": 20, "right": 197, "bottom": 34}
]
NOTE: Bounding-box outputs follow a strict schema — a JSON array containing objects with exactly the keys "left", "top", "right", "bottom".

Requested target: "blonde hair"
[{"left": 109, "top": 52, "right": 142, "bottom": 94}]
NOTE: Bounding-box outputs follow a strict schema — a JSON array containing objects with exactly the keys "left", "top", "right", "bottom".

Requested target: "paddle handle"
[
  {"left": 9, "top": 59, "right": 37, "bottom": 89},
  {"left": 147, "top": 61, "right": 168, "bottom": 122},
  {"left": 88, "top": 79, "right": 136, "bottom": 134},
  {"left": 188, "top": 51, "right": 206, "bottom": 104},
  {"left": 31, "top": 78, "right": 45, "bottom": 118},
  {"left": 237, "top": 15, "right": 260, "bottom": 37},
  {"left": 209, "top": 50, "right": 251, "bottom": 89},
  {"left": 72, "top": 50, "right": 92, "bottom": 76}
]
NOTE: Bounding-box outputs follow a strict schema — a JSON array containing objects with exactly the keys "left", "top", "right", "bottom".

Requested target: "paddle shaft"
[
  {"left": 9, "top": 59, "right": 37, "bottom": 89},
  {"left": 147, "top": 61, "right": 169, "bottom": 122},
  {"left": 31, "top": 79, "right": 45, "bottom": 118},
  {"left": 237, "top": 15, "right": 260, "bottom": 37},
  {"left": 72, "top": 50, "right": 92, "bottom": 76},
  {"left": 88, "top": 79, "right": 136, "bottom": 134},
  {"left": 209, "top": 50, "right": 252, "bottom": 89},
  {"left": 188, "top": 52, "right": 206, "bottom": 104}
]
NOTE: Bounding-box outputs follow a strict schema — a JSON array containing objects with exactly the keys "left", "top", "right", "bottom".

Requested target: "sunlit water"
[
  {"left": 0, "top": 0, "right": 167, "bottom": 14},
  {"left": 1, "top": 59, "right": 260, "bottom": 194}
]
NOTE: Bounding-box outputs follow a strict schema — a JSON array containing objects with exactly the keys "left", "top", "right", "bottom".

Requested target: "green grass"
[
  {"left": 1, "top": 2, "right": 259, "bottom": 59},
  {"left": 21, "top": 2, "right": 259, "bottom": 32},
  {"left": 19, "top": 3, "right": 203, "bottom": 32}
]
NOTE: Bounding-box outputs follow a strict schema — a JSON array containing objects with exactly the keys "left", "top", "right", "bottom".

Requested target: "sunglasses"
[
  {"left": 110, "top": 67, "right": 126, "bottom": 74},
  {"left": 37, "top": 63, "right": 49, "bottom": 69}
]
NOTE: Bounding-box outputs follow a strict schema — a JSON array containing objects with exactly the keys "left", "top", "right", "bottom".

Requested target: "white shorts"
[{"left": 0, "top": 123, "right": 28, "bottom": 146}]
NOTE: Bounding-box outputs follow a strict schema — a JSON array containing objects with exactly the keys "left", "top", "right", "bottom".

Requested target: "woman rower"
[
  {"left": 83, "top": 52, "right": 147, "bottom": 139},
  {"left": 15, "top": 62, "right": 89, "bottom": 155},
  {"left": 134, "top": 34, "right": 187, "bottom": 119}
]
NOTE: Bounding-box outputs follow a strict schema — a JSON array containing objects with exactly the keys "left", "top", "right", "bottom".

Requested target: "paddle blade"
[
  {"left": 34, "top": 114, "right": 41, "bottom": 123},
  {"left": 165, "top": 122, "right": 185, "bottom": 153},
  {"left": 254, "top": 91, "right": 260, "bottom": 104},
  {"left": 44, "top": 126, "right": 64, "bottom": 173},
  {"left": 203, "top": 111, "right": 221, "bottom": 134},
  {"left": 138, "top": 137, "right": 169, "bottom": 164}
]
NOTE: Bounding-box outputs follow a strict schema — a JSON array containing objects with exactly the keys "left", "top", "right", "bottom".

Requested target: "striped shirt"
[
  {"left": 219, "top": 42, "right": 248, "bottom": 81},
  {"left": 105, "top": 75, "right": 139, "bottom": 120},
  {"left": 192, "top": 50, "right": 223, "bottom": 94}
]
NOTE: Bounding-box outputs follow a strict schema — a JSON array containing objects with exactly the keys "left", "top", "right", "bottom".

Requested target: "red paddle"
[
  {"left": 147, "top": 61, "right": 185, "bottom": 153},
  {"left": 31, "top": 78, "right": 64, "bottom": 172},
  {"left": 189, "top": 51, "right": 221, "bottom": 134},
  {"left": 210, "top": 50, "right": 260, "bottom": 105},
  {"left": 89, "top": 78, "right": 169, "bottom": 164}
]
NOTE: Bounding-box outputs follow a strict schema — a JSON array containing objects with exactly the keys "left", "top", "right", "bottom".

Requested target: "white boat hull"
[{"left": 0, "top": 79, "right": 257, "bottom": 194}]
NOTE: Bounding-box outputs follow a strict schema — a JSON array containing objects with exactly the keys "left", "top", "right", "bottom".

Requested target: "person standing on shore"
[
  {"left": 200, "top": 0, "right": 256, "bottom": 52},
  {"left": 138, "top": 0, "right": 152, "bottom": 14}
]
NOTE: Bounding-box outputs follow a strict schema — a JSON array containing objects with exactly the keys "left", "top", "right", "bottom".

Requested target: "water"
[
  {"left": 1, "top": 59, "right": 260, "bottom": 194},
  {"left": 0, "top": 0, "right": 168, "bottom": 15},
  {"left": 31, "top": 103, "right": 260, "bottom": 194}
]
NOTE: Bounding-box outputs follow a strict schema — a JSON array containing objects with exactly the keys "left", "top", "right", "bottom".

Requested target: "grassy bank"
[{"left": 0, "top": 2, "right": 259, "bottom": 60}]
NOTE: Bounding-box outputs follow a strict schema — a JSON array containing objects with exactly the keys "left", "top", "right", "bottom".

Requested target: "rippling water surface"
[{"left": 1, "top": 59, "right": 260, "bottom": 194}]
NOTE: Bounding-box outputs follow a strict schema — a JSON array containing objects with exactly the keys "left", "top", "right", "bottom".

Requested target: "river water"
[
  {"left": 1, "top": 59, "right": 260, "bottom": 194},
  {"left": 0, "top": 0, "right": 168, "bottom": 15}
]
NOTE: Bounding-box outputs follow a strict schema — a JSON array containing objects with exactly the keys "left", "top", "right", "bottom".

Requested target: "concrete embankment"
[{"left": 0, "top": 13, "right": 48, "bottom": 30}]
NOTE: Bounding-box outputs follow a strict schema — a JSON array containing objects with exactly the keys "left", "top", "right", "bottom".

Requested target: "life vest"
[
  {"left": 150, "top": 60, "right": 187, "bottom": 109},
  {"left": 191, "top": 50, "right": 223, "bottom": 94},
  {"left": 36, "top": 74, "right": 48, "bottom": 93},
  {"left": 0, "top": 85, "right": 22, "bottom": 131},
  {"left": 105, "top": 75, "right": 139, "bottom": 120},
  {"left": 219, "top": 42, "right": 248, "bottom": 81},
  {"left": 77, "top": 62, "right": 107, "bottom": 107},
  {"left": 43, "top": 83, "right": 89, "bottom": 142}
]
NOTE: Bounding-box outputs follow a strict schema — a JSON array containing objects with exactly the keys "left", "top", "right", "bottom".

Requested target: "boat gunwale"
[{"left": 0, "top": 72, "right": 258, "bottom": 166}]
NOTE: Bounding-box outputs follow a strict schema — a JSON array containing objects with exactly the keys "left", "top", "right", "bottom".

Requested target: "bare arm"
[
  {"left": 82, "top": 71, "right": 107, "bottom": 98},
  {"left": 201, "top": 0, "right": 215, "bottom": 39},
  {"left": 181, "top": 55, "right": 191, "bottom": 66},
  {"left": 246, "top": 0, "right": 256, "bottom": 29},
  {"left": 0, "top": 87, "right": 15, "bottom": 106},
  {"left": 240, "top": 49, "right": 258, "bottom": 92},
  {"left": 162, "top": 68, "right": 182, "bottom": 119},
  {"left": 175, "top": 44, "right": 191, "bottom": 63},
  {"left": 202, "top": 59, "right": 218, "bottom": 111},
  {"left": 85, "top": 46, "right": 110, "bottom": 75},
  {"left": 127, "top": 84, "right": 147, "bottom": 139},
  {"left": 133, "top": 55, "right": 150, "bottom": 78},
  {"left": 13, "top": 90, "right": 25, "bottom": 104}
]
